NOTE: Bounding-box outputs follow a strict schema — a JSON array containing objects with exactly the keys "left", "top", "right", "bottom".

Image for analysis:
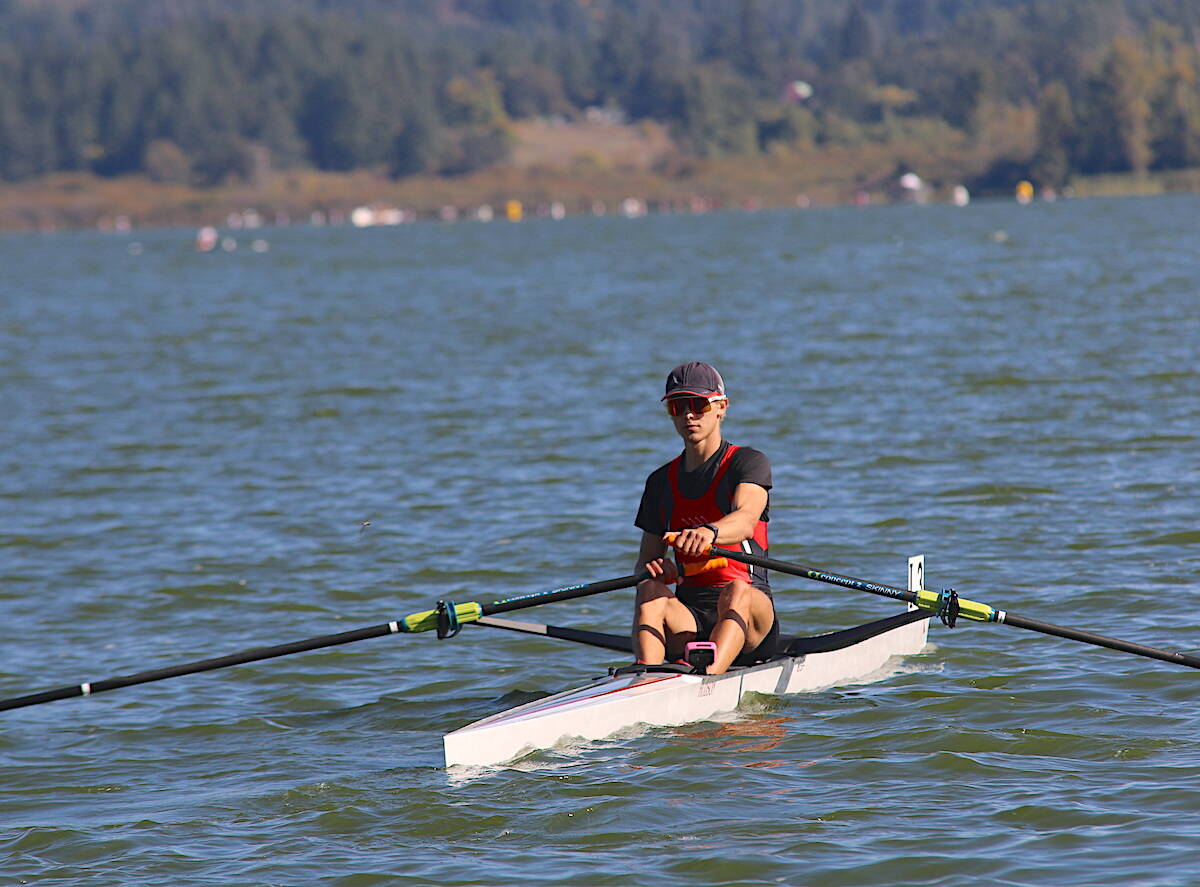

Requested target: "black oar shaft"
[
  {"left": 714, "top": 549, "right": 918, "bottom": 606},
  {"left": 2, "top": 572, "right": 650, "bottom": 714},
  {"left": 1002, "top": 612, "right": 1200, "bottom": 669},
  {"left": 481, "top": 572, "right": 647, "bottom": 616},
  {"left": 0, "top": 622, "right": 403, "bottom": 713},
  {"left": 714, "top": 547, "right": 1200, "bottom": 671}
]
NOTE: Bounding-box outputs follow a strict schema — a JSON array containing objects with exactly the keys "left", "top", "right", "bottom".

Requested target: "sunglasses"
[{"left": 664, "top": 395, "right": 726, "bottom": 417}]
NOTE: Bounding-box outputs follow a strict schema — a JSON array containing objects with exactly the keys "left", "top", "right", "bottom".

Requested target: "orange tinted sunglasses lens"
[{"left": 665, "top": 396, "right": 714, "bottom": 417}]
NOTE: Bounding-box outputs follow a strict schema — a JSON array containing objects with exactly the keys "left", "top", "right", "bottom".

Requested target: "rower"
[{"left": 632, "top": 361, "right": 780, "bottom": 675}]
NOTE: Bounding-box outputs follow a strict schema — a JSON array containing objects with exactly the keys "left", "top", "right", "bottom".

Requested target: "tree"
[
  {"left": 298, "top": 74, "right": 371, "bottom": 171},
  {"left": 17, "top": 57, "right": 59, "bottom": 176},
  {"left": 594, "top": 7, "right": 640, "bottom": 108},
  {"left": 1150, "top": 44, "right": 1200, "bottom": 169},
  {"left": 5, "top": 0, "right": 1200, "bottom": 188},
  {"left": 0, "top": 49, "right": 33, "bottom": 180},
  {"left": 442, "top": 70, "right": 507, "bottom": 127},
  {"left": 838, "top": 1, "right": 876, "bottom": 63},
  {"left": 757, "top": 104, "right": 818, "bottom": 151},
  {"left": 390, "top": 97, "right": 442, "bottom": 178},
  {"left": 501, "top": 63, "right": 570, "bottom": 118},
  {"left": 1079, "top": 37, "right": 1154, "bottom": 174},
  {"left": 628, "top": 10, "right": 686, "bottom": 120},
  {"left": 1030, "top": 81, "right": 1075, "bottom": 187},
  {"left": 143, "top": 138, "right": 192, "bottom": 182},
  {"left": 896, "top": 0, "right": 935, "bottom": 36},
  {"left": 739, "top": 0, "right": 773, "bottom": 76},
  {"left": 441, "top": 124, "right": 513, "bottom": 176},
  {"left": 718, "top": 0, "right": 775, "bottom": 82},
  {"left": 251, "top": 100, "right": 308, "bottom": 170},
  {"left": 675, "top": 65, "right": 758, "bottom": 157},
  {"left": 190, "top": 134, "right": 255, "bottom": 185},
  {"left": 947, "top": 66, "right": 989, "bottom": 132}
]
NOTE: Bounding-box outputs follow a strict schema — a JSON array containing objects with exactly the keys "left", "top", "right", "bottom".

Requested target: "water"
[{"left": 1, "top": 196, "right": 1198, "bottom": 886}]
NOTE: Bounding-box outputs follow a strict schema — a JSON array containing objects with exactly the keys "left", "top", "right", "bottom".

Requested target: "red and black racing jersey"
[{"left": 635, "top": 440, "right": 772, "bottom": 591}]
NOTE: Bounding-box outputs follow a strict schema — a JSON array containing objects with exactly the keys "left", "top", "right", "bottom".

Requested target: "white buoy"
[{"left": 195, "top": 226, "right": 218, "bottom": 252}]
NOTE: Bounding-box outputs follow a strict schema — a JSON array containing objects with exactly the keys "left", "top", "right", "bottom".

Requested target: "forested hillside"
[{"left": 2, "top": 0, "right": 1199, "bottom": 193}]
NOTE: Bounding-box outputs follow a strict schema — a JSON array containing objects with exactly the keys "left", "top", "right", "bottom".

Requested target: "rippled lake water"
[{"left": 2, "top": 195, "right": 1198, "bottom": 886}]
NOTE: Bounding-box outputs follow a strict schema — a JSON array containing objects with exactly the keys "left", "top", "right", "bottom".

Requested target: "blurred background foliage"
[{"left": 1, "top": 0, "right": 1199, "bottom": 192}]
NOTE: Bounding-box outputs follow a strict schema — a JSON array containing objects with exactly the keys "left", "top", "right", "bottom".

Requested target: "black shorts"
[{"left": 677, "top": 584, "right": 781, "bottom": 665}]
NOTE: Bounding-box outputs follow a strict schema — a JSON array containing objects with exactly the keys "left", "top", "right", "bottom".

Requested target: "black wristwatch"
[{"left": 700, "top": 523, "right": 719, "bottom": 544}]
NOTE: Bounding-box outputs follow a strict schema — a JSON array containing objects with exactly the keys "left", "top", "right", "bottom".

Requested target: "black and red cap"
[{"left": 661, "top": 361, "right": 726, "bottom": 400}]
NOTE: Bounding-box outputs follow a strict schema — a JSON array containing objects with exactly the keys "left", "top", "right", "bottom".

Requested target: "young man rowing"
[{"left": 633, "top": 361, "right": 779, "bottom": 675}]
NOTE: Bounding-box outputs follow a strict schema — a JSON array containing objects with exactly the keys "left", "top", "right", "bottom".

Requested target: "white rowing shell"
[{"left": 443, "top": 608, "right": 928, "bottom": 767}]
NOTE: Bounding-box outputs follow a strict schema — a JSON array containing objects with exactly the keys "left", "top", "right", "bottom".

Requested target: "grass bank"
[{"left": 2, "top": 120, "right": 1198, "bottom": 233}]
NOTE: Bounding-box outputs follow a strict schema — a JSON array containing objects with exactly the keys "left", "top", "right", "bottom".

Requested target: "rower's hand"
[
  {"left": 665, "top": 527, "right": 716, "bottom": 558},
  {"left": 643, "top": 557, "right": 679, "bottom": 584}
]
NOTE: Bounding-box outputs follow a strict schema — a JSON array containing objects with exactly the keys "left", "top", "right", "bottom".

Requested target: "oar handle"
[
  {"left": 682, "top": 558, "right": 727, "bottom": 577},
  {"left": 663, "top": 533, "right": 729, "bottom": 580}
]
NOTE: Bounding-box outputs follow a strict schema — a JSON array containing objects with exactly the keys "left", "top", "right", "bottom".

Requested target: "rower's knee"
[
  {"left": 635, "top": 579, "right": 672, "bottom": 605},
  {"left": 717, "top": 582, "right": 756, "bottom": 613}
]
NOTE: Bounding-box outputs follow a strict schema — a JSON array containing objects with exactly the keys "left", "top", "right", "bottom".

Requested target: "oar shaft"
[
  {"left": 714, "top": 547, "right": 1200, "bottom": 671},
  {"left": 710, "top": 549, "right": 921, "bottom": 607},
  {"left": 2, "top": 571, "right": 650, "bottom": 713},
  {"left": 1001, "top": 612, "right": 1200, "bottom": 670},
  {"left": 0, "top": 622, "right": 403, "bottom": 713},
  {"left": 726, "top": 550, "right": 1003, "bottom": 622},
  {"left": 717, "top": 548, "right": 1003, "bottom": 621},
  {"left": 483, "top": 572, "right": 647, "bottom": 615},
  {"left": 400, "top": 572, "right": 648, "bottom": 632}
]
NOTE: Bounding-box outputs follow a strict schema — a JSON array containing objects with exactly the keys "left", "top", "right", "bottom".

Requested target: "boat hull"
[{"left": 443, "top": 611, "right": 928, "bottom": 767}]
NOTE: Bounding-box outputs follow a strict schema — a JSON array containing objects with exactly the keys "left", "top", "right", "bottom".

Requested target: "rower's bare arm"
[
  {"left": 637, "top": 531, "right": 675, "bottom": 582},
  {"left": 710, "top": 482, "right": 768, "bottom": 545},
  {"left": 638, "top": 531, "right": 667, "bottom": 565},
  {"left": 665, "top": 483, "right": 766, "bottom": 557}
]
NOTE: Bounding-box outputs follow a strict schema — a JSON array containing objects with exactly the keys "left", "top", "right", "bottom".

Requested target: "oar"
[
  {"left": 0, "top": 571, "right": 648, "bottom": 713},
  {"left": 696, "top": 546, "right": 1200, "bottom": 671}
]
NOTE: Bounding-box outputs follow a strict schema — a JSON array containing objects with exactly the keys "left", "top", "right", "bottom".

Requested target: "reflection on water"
[{"left": 684, "top": 716, "right": 795, "bottom": 758}]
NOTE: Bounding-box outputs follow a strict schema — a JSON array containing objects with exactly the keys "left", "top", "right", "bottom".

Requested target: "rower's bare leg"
[
  {"left": 632, "top": 579, "right": 698, "bottom": 664},
  {"left": 708, "top": 581, "right": 776, "bottom": 674}
]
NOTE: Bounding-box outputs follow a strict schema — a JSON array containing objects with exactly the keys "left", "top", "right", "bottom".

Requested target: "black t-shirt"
[{"left": 635, "top": 440, "right": 772, "bottom": 536}]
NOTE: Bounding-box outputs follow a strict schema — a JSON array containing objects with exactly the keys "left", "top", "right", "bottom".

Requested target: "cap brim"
[{"left": 661, "top": 389, "right": 724, "bottom": 401}]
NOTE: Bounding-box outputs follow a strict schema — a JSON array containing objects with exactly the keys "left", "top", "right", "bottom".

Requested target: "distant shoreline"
[{"left": 3, "top": 157, "right": 1198, "bottom": 236}]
